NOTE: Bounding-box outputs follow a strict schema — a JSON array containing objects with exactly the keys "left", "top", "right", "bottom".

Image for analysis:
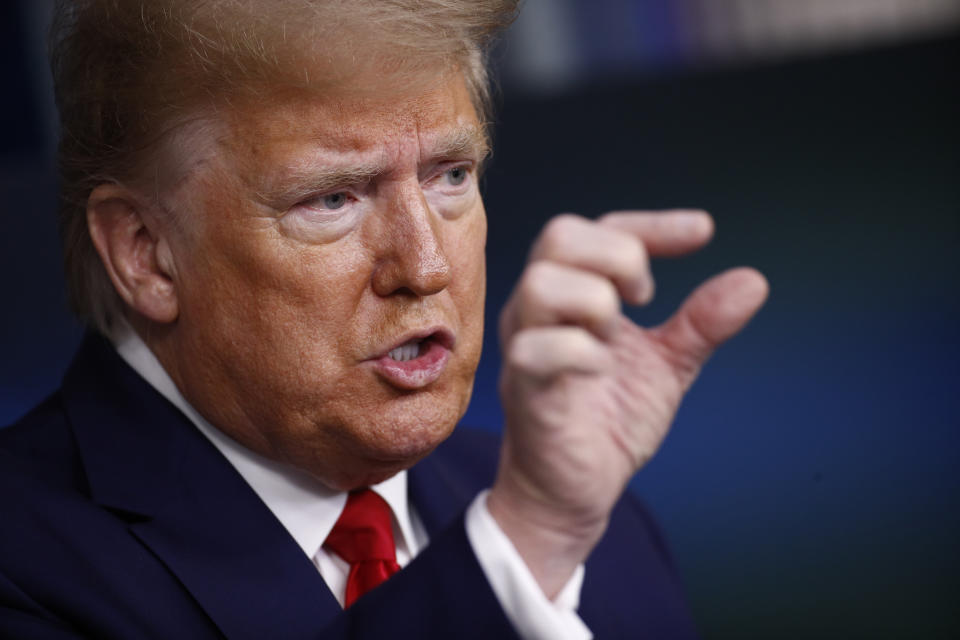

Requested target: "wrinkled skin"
[
  {"left": 89, "top": 68, "right": 768, "bottom": 599},
  {"left": 488, "top": 212, "right": 768, "bottom": 596},
  {"left": 115, "top": 74, "right": 489, "bottom": 490}
]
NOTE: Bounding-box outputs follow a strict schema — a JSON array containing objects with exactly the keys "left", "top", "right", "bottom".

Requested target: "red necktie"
[{"left": 324, "top": 489, "right": 401, "bottom": 608}]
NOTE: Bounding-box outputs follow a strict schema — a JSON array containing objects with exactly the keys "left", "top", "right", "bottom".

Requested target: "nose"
[{"left": 371, "top": 183, "right": 452, "bottom": 298}]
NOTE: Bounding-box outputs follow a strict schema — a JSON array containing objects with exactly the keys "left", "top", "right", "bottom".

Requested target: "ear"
[{"left": 86, "top": 184, "right": 179, "bottom": 324}]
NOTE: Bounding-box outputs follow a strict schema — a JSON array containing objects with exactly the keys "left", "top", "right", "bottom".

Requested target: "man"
[{"left": 0, "top": 1, "right": 768, "bottom": 638}]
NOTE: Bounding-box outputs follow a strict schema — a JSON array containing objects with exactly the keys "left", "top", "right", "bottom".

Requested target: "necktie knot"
[{"left": 324, "top": 489, "right": 400, "bottom": 607}]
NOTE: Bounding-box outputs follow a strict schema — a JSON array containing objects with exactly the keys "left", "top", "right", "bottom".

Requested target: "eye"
[
  {"left": 294, "top": 191, "right": 354, "bottom": 214},
  {"left": 320, "top": 192, "right": 349, "bottom": 210},
  {"left": 444, "top": 166, "right": 469, "bottom": 186}
]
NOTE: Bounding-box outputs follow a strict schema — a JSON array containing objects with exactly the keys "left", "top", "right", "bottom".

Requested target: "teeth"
[{"left": 388, "top": 340, "right": 422, "bottom": 362}]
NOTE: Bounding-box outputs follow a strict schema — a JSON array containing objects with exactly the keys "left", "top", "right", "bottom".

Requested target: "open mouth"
[
  {"left": 382, "top": 329, "right": 454, "bottom": 362},
  {"left": 388, "top": 339, "right": 427, "bottom": 362},
  {"left": 373, "top": 330, "right": 454, "bottom": 390}
]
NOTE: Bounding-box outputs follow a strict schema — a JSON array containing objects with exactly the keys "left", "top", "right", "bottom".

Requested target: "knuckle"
[
  {"left": 520, "top": 261, "right": 556, "bottom": 299},
  {"left": 540, "top": 213, "right": 585, "bottom": 253},
  {"left": 547, "top": 212, "right": 585, "bottom": 233},
  {"left": 596, "top": 211, "right": 620, "bottom": 225},
  {"left": 505, "top": 331, "right": 539, "bottom": 372},
  {"left": 597, "top": 210, "right": 633, "bottom": 227}
]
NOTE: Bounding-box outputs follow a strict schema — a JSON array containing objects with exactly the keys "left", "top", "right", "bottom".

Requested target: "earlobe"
[{"left": 87, "top": 184, "right": 179, "bottom": 324}]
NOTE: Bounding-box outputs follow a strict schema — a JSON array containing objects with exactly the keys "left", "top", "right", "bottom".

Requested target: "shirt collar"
[{"left": 111, "top": 323, "right": 420, "bottom": 561}]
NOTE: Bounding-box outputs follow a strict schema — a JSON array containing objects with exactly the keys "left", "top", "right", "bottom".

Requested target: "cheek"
[
  {"left": 449, "top": 208, "right": 487, "bottom": 359},
  {"left": 447, "top": 198, "right": 486, "bottom": 268},
  {"left": 190, "top": 203, "right": 366, "bottom": 313},
  {"left": 456, "top": 209, "right": 487, "bottom": 307},
  {"left": 176, "top": 217, "right": 373, "bottom": 391}
]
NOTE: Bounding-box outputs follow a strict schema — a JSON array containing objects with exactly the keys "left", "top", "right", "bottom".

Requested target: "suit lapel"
[
  {"left": 125, "top": 472, "right": 341, "bottom": 640},
  {"left": 63, "top": 335, "right": 341, "bottom": 639}
]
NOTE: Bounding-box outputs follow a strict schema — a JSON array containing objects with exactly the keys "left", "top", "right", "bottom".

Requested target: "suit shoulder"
[{"left": 0, "top": 391, "right": 85, "bottom": 493}]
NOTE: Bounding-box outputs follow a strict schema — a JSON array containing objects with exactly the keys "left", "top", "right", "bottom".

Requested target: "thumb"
[{"left": 653, "top": 267, "right": 769, "bottom": 387}]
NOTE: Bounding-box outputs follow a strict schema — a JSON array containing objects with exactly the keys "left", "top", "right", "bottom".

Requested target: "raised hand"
[{"left": 487, "top": 210, "right": 769, "bottom": 597}]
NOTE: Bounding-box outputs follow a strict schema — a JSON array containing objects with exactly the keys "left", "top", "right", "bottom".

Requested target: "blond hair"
[{"left": 51, "top": 0, "right": 518, "bottom": 334}]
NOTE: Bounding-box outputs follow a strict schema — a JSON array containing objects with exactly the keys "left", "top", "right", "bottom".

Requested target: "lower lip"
[{"left": 372, "top": 340, "right": 451, "bottom": 390}]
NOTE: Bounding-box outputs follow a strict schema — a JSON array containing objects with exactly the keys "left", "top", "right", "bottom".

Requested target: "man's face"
[{"left": 156, "top": 72, "right": 487, "bottom": 490}]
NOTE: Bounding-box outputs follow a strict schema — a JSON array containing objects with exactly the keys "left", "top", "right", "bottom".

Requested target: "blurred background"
[{"left": 2, "top": 1, "right": 958, "bottom": 638}]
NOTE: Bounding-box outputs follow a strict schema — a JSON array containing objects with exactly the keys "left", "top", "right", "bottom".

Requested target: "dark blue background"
[{"left": 1, "top": 2, "right": 957, "bottom": 637}]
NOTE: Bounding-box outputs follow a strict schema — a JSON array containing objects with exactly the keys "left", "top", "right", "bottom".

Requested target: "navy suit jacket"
[{"left": 0, "top": 334, "right": 699, "bottom": 638}]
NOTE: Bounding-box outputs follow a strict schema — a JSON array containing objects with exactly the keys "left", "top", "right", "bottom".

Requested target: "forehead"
[{"left": 219, "top": 72, "right": 483, "bottom": 167}]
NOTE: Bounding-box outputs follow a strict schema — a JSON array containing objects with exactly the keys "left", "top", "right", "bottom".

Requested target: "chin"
[
  {"left": 372, "top": 373, "right": 470, "bottom": 434},
  {"left": 320, "top": 437, "right": 442, "bottom": 492},
  {"left": 366, "top": 408, "right": 458, "bottom": 460},
  {"left": 285, "top": 375, "right": 474, "bottom": 490}
]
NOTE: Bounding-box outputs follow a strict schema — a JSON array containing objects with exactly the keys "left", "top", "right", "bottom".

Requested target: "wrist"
[{"left": 487, "top": 479, "right": 608, "bottom": 599}]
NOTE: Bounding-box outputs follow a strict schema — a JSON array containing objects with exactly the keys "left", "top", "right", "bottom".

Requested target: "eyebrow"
[
  {"left": 257, "top": 160, "right": 384, "bottom": 205},
  {"left": 257, "top": 124, "right": 490, "bottom": 205},
  {"left": 423, "top": 125, "right": 491, "bottom": 166}
]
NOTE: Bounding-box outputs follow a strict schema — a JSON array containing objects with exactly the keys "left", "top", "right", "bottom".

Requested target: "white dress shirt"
[{"left": 113, "top": 326, "right": 591, "bottom": 640}]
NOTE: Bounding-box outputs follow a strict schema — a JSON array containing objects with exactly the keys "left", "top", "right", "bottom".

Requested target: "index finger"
[{"left": 598, "top": 210, "right": 714, "bottom": 257}]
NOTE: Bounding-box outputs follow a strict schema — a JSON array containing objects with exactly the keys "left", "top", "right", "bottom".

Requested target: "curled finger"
[
  {"left": 505, "top": 326, "right": 614, "bottom": 380},
  {"left": 506, "top": 261, "right": 621, "bottom": 340},
  {"left": 530, "top": 214, "right": 653, "bottom": 304}
]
